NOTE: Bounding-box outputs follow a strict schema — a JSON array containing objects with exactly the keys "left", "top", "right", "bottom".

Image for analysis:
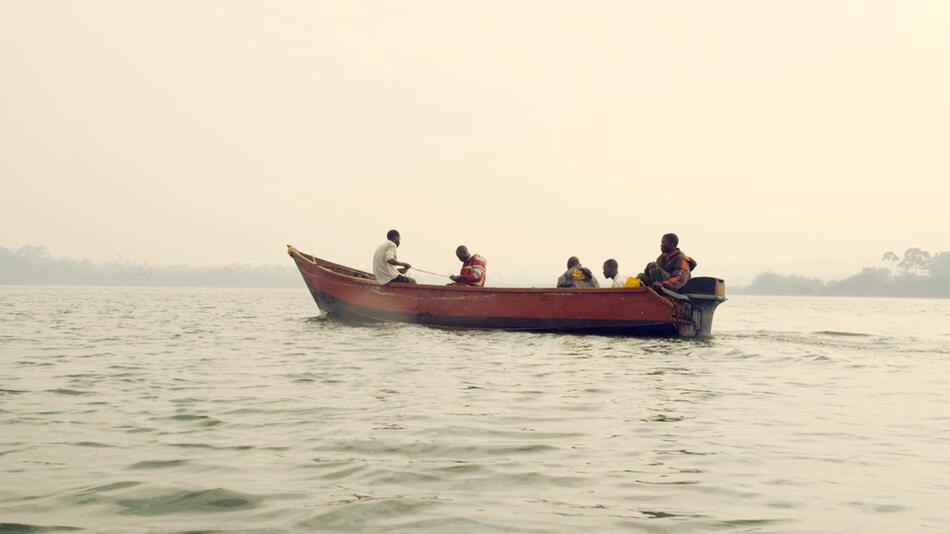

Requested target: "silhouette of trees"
[
  {"left": 741, "top": 272, "right": 824, "bottom": 296},
  {"left": 931, "top": 251, "right": 950, "bottom": 279},
  {"left": 897, "top": 248, "right": 932, "bottom": 275},
  {"left": 737, "top": 248, "right": 949, "bottom": 298},
  {"left": 0, "top": 245, "right": 300, "bottom": 287}
]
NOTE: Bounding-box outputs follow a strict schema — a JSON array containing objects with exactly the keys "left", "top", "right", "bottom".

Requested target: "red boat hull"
[{"left": 288, "top": 247, "right": 723, "bottom": 337}]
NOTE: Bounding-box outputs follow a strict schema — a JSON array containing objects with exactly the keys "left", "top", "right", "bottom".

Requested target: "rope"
[{"left": 411, "top": 267, "right": 453, "bottom": 279}]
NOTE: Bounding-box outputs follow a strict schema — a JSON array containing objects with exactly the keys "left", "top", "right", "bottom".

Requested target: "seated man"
[
  {"left": 638, "top": 233, "right": 696, "bottom": 291},
  {"left": 557, "top": 256, "right": 599, "bottom": 288},
  {"left": 373, "top": 229, "right": 416, "bottom": 284},
  {"left": 603, "top": 258, "right": 641, "bottom": 288},
  {"left": 449, "top": 245, "right": 487, "bottom": 286}
]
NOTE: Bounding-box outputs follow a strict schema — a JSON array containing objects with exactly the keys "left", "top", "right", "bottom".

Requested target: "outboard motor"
[{"left": 661, "top": 277, "right": 727, "bottom": 337}]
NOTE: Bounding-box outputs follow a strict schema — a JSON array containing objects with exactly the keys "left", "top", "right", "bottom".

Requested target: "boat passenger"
[
  {"left": 373, "top": 229, "right": 416, "bottom": 284},
  {"left": 557, "top": 257, "right": 600, "bottom": 288},
  {"left": 603, "top": 259, "right": 641, "bottom": 288},
  {"left": 449, "top": 245, "right": 487, "bottom": 287},
  {"left": 638, "top": 233, "right": 696, "bottom": 291}
]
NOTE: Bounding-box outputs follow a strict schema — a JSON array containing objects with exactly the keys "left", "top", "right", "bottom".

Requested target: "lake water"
[{"left": 1, "top": 286, "right": 948, "bottom": 532}]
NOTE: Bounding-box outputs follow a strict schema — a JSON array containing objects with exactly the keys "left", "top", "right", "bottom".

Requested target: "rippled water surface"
[{"left": 1, "top": 286, "right": 948, "bottom": 532}]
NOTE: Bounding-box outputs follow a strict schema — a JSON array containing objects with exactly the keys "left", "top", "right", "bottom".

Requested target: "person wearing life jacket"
[
  {"left": 603, "top": 259, "right": 641, "bottom": 288},
  {"left": 557, "top": 256, "right": 600, "bottom": 288},
  {"left": 638, "top": 233, "right": 697, "bottom": 291},
  {"left": 449, "top": 245, "right": 487, "bottom": 286}
]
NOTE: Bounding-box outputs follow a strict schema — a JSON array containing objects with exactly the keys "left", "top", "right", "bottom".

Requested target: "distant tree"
[
  {"left": 15, "top": 245, "right": 50, "bottom": 260},
  {"left": 931, "top": 252, "right": 950, "bottom": 279},
  {"left": 882, "top": 251, "right": 899, "bottom": 263},
  {"left": 826, "top": 267, "right": 894, "bottom": 296},
  {"left": 931, "top": 253, "right": 950, "bottom": 298},
  {"left": 740, "top": 272, "right": 824, "bottom": 296},
  {"left": 897, "top": 248, "right": 932, "bottom": 275}
]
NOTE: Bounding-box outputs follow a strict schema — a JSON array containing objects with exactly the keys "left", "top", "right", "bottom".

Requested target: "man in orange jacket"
[{"left": 639, "top": 233, "right": 697, "bottom": 291}]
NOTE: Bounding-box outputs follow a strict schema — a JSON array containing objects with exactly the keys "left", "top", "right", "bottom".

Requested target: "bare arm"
[{"left": 388, "top": 258, "right": 411, "bottom": 272}]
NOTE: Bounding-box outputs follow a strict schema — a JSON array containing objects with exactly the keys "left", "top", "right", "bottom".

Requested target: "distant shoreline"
[
  {"left": 729, "top": 289, "right": 949, "bottom": 299},
  {"left": 3, "top": 245, "right": 948, "bottom": 296},
  {"left": 3, "top": 283, "right": 948, "bottom": 300},
  {"left": 0, "top": 283, "right": 301, "bottom": 290},
  {"left": 1, "top": 245, "right": 301, "bottom": 289}
]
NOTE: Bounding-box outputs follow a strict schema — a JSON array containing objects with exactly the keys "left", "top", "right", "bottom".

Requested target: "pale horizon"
[{"left": 3, "top": 2, "right": 948, "bottom": 286}]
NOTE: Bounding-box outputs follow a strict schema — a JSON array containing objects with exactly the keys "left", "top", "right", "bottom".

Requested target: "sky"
[{"left": 2, "top": 1, "right": 948, "bottom": 285}]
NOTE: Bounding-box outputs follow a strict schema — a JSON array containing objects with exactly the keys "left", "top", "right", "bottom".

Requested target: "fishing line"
[{"left": 410, "top": 267, "right": 453, "bottom": 279}]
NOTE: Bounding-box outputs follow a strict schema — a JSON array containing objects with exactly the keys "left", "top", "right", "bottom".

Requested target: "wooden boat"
[{"left": 288, "top": 245, "right": 726, "bottom": 337}]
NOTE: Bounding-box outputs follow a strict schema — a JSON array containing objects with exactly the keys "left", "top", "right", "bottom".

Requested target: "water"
[{"left": 1, "top": 286, "right": 948, "bottom": 532}]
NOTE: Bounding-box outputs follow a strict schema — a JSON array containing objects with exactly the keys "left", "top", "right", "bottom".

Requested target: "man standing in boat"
[
  {"left": 373, "top": 229, "right": 416, "bottom": 284},
  {"left": 449, "top": 246, "right": 487, "bottom": 287},
  {"left": 639, "top": 233, "right": 696, "bottom": 291}
]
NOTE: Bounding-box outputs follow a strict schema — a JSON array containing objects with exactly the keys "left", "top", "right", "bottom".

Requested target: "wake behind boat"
[{"left": 288, "top": 246, "right": 726, "bottom": 337}]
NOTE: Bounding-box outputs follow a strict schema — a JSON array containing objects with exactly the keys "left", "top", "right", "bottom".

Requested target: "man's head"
[
  {"left": 603, "top": 259, "right": 619, "bottom": 280},
  {"left": 455, "top": 245, "right": 470, "bottom": 262},
  {"left": 661, "top": 233, "right": 678, "bottom": 254},
  {"left": 566, "top": 256, "right": 580, "bottom": 269},
  {"left": 387, "top": 229, "right": 401, "bottom": 246}
]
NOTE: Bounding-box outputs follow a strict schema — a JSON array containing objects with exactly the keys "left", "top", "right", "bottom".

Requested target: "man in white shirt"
[
  {"left": 373, "top": 229, "right": 415, "bottom": 284},
  {"left": 603, "top": 258, "right": 640, "bottom": 288}
]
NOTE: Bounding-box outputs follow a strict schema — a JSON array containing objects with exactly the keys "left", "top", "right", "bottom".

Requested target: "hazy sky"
[{"left": 2, "top": 1, "right": 948, "bottom": 284}]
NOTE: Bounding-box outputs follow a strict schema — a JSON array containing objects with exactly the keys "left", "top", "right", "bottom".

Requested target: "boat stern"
[{"left": 667, "top": 277, "right": 727, "bottom": 337}]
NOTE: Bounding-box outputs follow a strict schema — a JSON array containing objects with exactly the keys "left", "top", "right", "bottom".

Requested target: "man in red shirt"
[{"left": 449, "top": 245, "right": 487, "bottom": 286}]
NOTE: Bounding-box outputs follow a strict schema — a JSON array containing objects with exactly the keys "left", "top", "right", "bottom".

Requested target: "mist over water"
[{"left": 1, "top": 287, "right": 948, "bottom": 532}]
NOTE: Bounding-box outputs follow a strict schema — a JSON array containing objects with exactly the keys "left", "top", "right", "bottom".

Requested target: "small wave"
[
  {"left": 640, "top": 509, "right": 705, "bottom": 519},
  {"left": 168, "top": 442, "right": 253, "bottom": 451},
  {"left": 710, "top": 518, "right": 790, "bottom": 528},
  {"left": 79, "top": 481, "right": 142, "bottom": 494},
  {"left": 115, "top": 488, "right": 260, "bottom": 516},
  {"left": 296, "top": 497, "right": 439, "bottom": 530},
  {"left": 655, "top": 448, "right": 716, "bottom": 456},
  {"left": 641, "top": 414, "right": 685, "bottom": 423},
  {"left": 812, "top": 330, "right": 872, "bottom": 337},
  {"left": 430, "top": 462, "right": 486, "bottom": 475},
  {"left": 161, "top": 414, "right": 223, "bottom": 427},
  {"left": 0, "top": 523, "right": 82, "bottom": 533},
  {"left": 127, "top": 459, "right": 190, "bottom": 470},
  {"left": 45, "top": 389, "right": 90, "bottom": 396},
  {"left": 0, "top": 447, "right": 33, "bottom": 458},
  {"left": 316, "top": 465, "right": 365, "bottom": 481},
  {"left": 323, "top": 439, "right": 556, "bottom": 458},
  {"left": 365, "top": 469, "right": 441, "bottom": 485},
  {"left": 636, "top": 479, "right": 700, "bottom": 485}
]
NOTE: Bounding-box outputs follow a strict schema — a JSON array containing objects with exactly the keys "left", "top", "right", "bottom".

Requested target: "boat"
[{"left": 287, "top": 245, "right": 726, "bottom": 337}]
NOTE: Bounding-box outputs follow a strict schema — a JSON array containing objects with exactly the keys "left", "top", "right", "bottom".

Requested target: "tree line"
[
  {"left": 4, "top": 244, "right": 948, "bottom": 296},
  {"left": 0, "top": 246, "right": 300, "bottom": 288},
  {"left": 736, "top": 248, "right": 950, "bottom": 298}
]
